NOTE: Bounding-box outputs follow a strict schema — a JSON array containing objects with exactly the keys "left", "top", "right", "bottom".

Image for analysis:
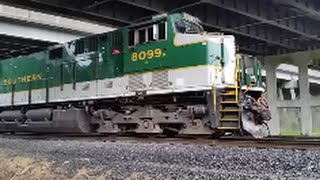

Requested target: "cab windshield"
[{"left": 175, "top": 20, "right": 203, "bottom": 34}]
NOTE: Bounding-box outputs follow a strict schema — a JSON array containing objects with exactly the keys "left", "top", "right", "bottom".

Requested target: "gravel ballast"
[{"left": 0, "top": 136, "right": 319, "bottom": 180}]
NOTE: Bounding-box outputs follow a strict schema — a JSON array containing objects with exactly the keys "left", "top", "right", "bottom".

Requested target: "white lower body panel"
[{"left": 0, "top": 65, "right": 224, "bottom": 107}]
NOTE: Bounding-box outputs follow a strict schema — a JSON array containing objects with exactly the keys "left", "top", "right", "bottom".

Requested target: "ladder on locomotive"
[{"left": 215, "top": 54, "right": 241, "bottom": 132}]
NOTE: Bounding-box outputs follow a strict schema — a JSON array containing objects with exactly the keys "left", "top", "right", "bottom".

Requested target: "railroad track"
[{"left": 1, "top": 133, "right": 320, "bottom": 150}]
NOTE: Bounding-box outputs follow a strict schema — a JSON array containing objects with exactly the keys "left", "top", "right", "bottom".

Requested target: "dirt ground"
[
  {"left": 0, "top": 154, "right": 91, "bottom": 180},
  {"left": 0, "top": 153, "right": 153, "bottom": 180}
]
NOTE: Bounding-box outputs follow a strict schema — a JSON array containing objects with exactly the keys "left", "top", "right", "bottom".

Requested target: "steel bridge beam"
[
  {"left": 83, "top": 0, "right": 114, "bottom": 10},
  {"left": 204, "top": 0, "right": 320, "bottom": 41},
  {"left": 274, "top": 0, "right": 320, "bottom": 22}
]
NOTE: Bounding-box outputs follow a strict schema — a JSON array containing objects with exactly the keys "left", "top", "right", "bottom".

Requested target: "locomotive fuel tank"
[
  {"left": 0, "top": 108, "right": 93, "bottom": 133},
  {"left": 26, "top": 108, "right": 53, "bottom": 122},
  {"left": 0, "top": 110, "right": 25, "bottom": 123}
]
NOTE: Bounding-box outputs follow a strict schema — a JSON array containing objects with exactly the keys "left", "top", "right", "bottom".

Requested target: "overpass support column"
[
  {"left": 265, "top": 62, "right": 279, "bottom": 135},
  {"left": 299, "top": 63, "right": 312, "bottom": 136}
]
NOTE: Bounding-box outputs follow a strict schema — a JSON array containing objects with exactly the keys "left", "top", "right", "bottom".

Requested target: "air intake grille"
[
  {"left": 129, "top": 74, "right": 144, "bottom": 91},
  {"left": 152, "top": 70, "right": 168, "bottom": 89}
]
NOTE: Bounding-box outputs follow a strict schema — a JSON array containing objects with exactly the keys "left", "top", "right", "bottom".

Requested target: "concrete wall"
[{"left": 263, "top": 49, "right": 320, "bottom": 136}]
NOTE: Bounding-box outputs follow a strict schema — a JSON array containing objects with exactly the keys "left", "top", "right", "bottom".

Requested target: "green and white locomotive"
[{"left": 0, "top": 13, "right": 270, "bottom": 138}]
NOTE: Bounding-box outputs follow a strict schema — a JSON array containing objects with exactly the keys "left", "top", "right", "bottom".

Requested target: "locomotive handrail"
[{"left": 235, "top": 54, "right": 241, "bottom": 103}]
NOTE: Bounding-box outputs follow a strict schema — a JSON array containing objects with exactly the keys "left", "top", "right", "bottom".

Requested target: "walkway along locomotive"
[{"left": 0, "top": 13, "right": 270, "bottom": 138}]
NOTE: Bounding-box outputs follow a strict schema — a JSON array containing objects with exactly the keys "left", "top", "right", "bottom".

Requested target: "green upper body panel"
[
  {"left": 0, "top": 52, "right": 47, "bottom": 93},
  {"left": 0, "top": 12, "right": 254, "bottom": 95}
]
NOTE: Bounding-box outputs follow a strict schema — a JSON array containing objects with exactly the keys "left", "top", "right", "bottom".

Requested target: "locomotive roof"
[
  {"left": 2, "top": 12, "right": 201, "bottom": 60},
  {"left": 49, "top": 12, "right": 200, "bottom": 50}
]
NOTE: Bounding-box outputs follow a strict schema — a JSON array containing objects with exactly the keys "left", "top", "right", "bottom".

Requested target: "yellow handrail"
[
  {"left": 213, "top": 84, "right": 217, "bottom": 112},
  {"left": 212, "top": 67, "right": 217, "bottom": 112},
  {"left": 235, "top": 54, "right": 241, "bottom": 103}
]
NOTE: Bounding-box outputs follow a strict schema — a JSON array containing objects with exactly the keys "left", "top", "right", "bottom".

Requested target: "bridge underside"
[{"left": 1, "top": 0, "right": 320, "bottom": 56}]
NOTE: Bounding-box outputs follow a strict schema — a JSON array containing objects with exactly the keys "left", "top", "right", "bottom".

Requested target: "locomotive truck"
[{"left": 0, "top": 13, "right": 270, "bottom": 138}]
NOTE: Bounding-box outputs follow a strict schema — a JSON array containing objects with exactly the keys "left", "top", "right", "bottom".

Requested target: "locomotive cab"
[{"left": 169, "top": 13, "right": 270, "bottom": 138}]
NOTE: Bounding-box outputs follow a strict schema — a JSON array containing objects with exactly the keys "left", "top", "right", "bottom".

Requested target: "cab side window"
[
  {"left": 138, "top": 29, "right": 146, "bottom": 44},
  {"left": 128, "top": 30, "right": 135, "bottom": 46},
  {"left": 128, "top": 21, "right": 167, "bottom": 47},
  {"left": 158, "top": 22, "right": 166, "bottom": 40},
  {"left": 147, "top": 27, "right": 155, "bottom": 42}
]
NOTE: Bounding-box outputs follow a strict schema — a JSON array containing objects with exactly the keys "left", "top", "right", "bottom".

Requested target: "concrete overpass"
[{"left": 0, "top": 3, "right": 113, "bottom": 59}]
